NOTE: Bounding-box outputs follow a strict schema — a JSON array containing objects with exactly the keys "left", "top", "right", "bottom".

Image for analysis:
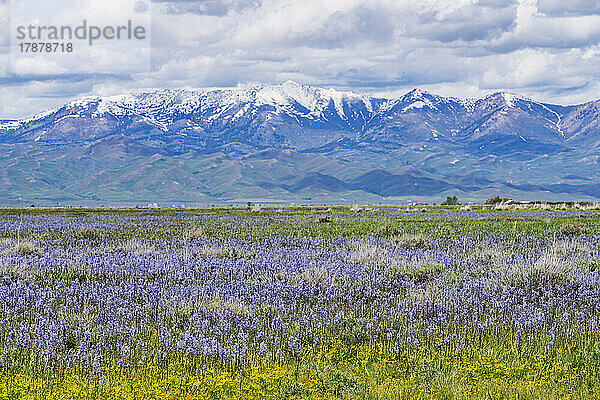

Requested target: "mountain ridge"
[
  {"left": 0, "top": 81, "right": 598, "bottom": 205},
  {"left": 2, "top": 81, "right": 584, "bottom": 135}
]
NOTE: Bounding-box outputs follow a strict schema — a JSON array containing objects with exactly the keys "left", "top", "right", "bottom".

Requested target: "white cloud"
[
  {"left": 2, "top": 0, "right": 600, "bottom": 118},
  {"left": 487, "top": 1, "right": 600, "bottom": 51},
  {"left": 12, "top": 57, "right": 68, "bottom": 75}
]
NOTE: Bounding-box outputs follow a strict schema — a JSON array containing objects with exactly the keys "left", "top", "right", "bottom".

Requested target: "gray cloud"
[
  {"left": 477, "top": 0, "right": 517, "bottom": 8},
  {"left": 298, "top": 5, "right": 395, "bottom": 48},
  {"left": 152, "top": 0, "right": 261, "bottom": 16},
  {"left": 408, "top": 1, "right": 518, "bottom": 43},
  {"left": 536, "top": 0, "right": 600, "bottom": 17}
]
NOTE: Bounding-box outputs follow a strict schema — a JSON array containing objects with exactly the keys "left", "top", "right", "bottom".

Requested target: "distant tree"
[
  {"left": 441, "top": 196, "right": 459, "bottom": 205},
  {"left": 486, "top": 196, "right": 511, "bottom": 205},
  {"left": 247, "top": 201, "right": 252, "bottom": 208},
  {"left": 486, "top": 196, "right": 502, "bottom": 205}
]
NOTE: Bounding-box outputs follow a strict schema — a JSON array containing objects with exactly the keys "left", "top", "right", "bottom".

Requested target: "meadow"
[{"left": 0, "top": 204, "right": 600, "bottom": 399}]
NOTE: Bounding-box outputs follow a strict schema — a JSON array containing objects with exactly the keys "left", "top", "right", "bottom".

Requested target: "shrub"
[
  {"left": 472, "top": 244, "right": 508, "bottom": 265},
  {"left": 559, "top": 221, "right": 589, "bottom": 236},
  {"left": 185, "top": 228, "right": 204, "bottom": 239},
  {"left": 375, "top": 222, "right": 401, "bottom": 237},
  {"left": 498, "top": 245, "right": 580, "bottom": 289},
  {"left": 486, "top": 196, "right": 501, "bottom": 205},
  {"left": 75, "top": 227, "right": 103, "bottom": 239},
  {"left": 394, "top": 233, "right": 429, "bottom": 249},
  {"left": 197, "top": 245, "right": 241, "bottom": 259},
  {"left": 316, "top": 215, "right": 332, "bottom": 223},
  {"left": 201, "top": 296, "right": 249, "bottom": 316},
  {"left": 348, "top": 242, "right": 387, "bottom": 265},
  {"left": 301, "top": 267, "right": 329, "bottom": 285},
  {"left": 12, "top": 241, "right": 41, "bottom": 256}
]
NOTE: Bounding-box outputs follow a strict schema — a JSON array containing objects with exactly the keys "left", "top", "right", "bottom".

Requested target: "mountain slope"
[{"left": 1, "top": 82, "right": 599, "bottom": 204}]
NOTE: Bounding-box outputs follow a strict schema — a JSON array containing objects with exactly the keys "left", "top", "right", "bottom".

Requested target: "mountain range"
[{"left": 1, "top": 81, "right": 599, "bottom": 205}]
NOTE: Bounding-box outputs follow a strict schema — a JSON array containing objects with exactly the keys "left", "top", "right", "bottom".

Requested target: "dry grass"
[
  {"left": 471, "top": 244, "right": 509, "bottom": 265},
  {"left": 120, "top": 239, "right": 155, "bottom": 256},
  {"left": 494, "top": 203, "right": 516, "bottom": 210},
  {"left": 177, "top": 296, "right": 250, "bottom": 319},
  {"left": 405, "top": 279, "right": 447, "bottom": 302},
  {"left": 12, "top": 241, "right": 41, "bottom": 256},
  {"left": 347, "top": 242, "right": 388, "bottom": 265},
  {"left": 580, "top": 203, "right": 600, "bottom": 210},
  {"left": 549, "top": 237, "right": 591, "bottom": 255},
  {"left": 301, "top": 266, "right": 330, "bottom": 285},
  {"left": 185, "top": 228, "right": 205, "bottom": 239},
  {"left": 196, "top": 245, "right": 240, "bottom": 259},
  {"left": 494, "top": 240, "right": 587, "bottom": 287},
  {"left": 485, "top": 202, "right": 600, "bottom": 211}
]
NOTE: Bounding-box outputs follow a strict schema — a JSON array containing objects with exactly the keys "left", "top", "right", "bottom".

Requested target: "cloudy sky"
[{"left": 1, "top": 0, "right": 600, "bottom": 118}]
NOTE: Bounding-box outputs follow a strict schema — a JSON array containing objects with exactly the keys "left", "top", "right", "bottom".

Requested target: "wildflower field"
[{"left": 1, "top": 204, "right": 600, "bottom": 399}]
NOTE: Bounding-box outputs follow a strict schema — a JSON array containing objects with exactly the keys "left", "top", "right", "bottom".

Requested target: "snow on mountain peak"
[
  {"left": 256, "top": 81, "right": 321, "bottom": 111},
  {"left": 501, "top": 92, "right": 518, "bottom": 107},
  {"left": 255, "top": 81, "right": 372, "bottom": 118},
  {"left": 402, "top": 100, "right": 430, "bottom": 112},
  {"left": 486, "top": 91, "right": 535, "bottom": 108},
  {"left": 399, "top": 88, "right": 440, "bottom": 111}
]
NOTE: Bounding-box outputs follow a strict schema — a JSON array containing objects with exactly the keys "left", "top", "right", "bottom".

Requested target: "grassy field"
[{"left": 0, "top": 204, "right": 599, "bottom": 399}]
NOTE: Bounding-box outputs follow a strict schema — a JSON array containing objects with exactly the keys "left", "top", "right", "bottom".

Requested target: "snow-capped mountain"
[
  {"left": 0, "top": 81, "right": 391, "bottom": 152},
  {"left": 0, "top": 81, "right": 598, "bottom": 204},
  {"left": 0, "top": 81, "right": 591, "bottom": 153}
]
